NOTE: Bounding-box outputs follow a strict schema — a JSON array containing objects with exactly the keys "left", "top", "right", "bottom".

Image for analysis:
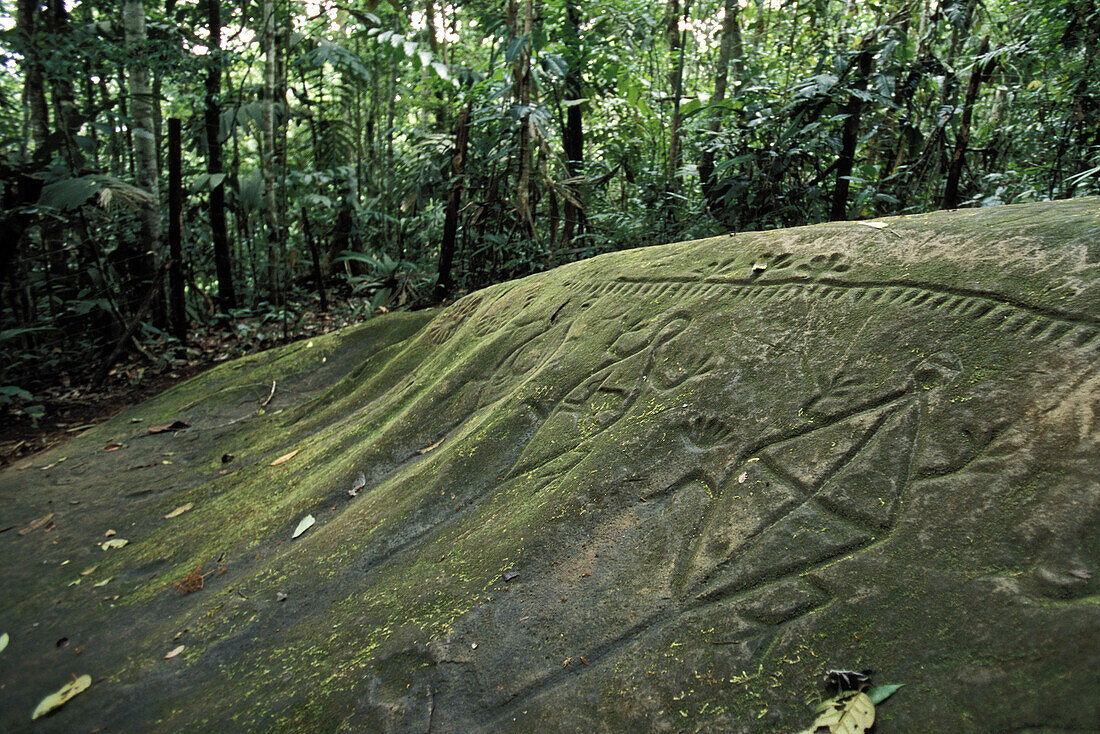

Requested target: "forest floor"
[{"left": 0, "top": 299, "right": 399, "bottom": 467}]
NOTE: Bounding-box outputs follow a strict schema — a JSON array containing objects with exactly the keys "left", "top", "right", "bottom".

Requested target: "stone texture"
[{"left": 1, "top": 198, "right": 1098, "bottom": 732}]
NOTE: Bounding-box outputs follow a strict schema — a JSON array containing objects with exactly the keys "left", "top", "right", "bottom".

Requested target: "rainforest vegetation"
[{"left": 0, "top": 0, "right": 1097, "bottom": 434}]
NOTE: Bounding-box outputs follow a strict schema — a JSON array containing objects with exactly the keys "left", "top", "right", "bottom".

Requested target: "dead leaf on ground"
[
  {"left": 270, "top": 449, "right": 300, "bottom": 466},
  {"left": 148, "top": 420, "right": 189, "bottom": 434},
  {"left": 18, "top": 513, "right": 55, "bottom": 536},
  {"left": 292, "top": 514, "right": 316, "bottom": 539},
  {"left": 92, "top": 577, "right": 113, "bottom": 588},
  {"left": 417, "top": 437, "right": 444, "bottom": 455},
  {"left": 799, "top": 690, "right": 875, "bottom": 734},
  {"left": 348, "top": 472, "right": 366, "bottom": 497},
  {"left": 101, "top": 538, "right": 128, "bottom": 550},
  {"left": 103, "top": 442, "right": 125, "bottom": 452},
  {"left": 164, "top": 503, "right": 194, "bottom": 519},
  {"left": 80, "top": 566, "right": 98, "bottom": 576},
  {"left": 104, "top": 529, "right": 116, "bottom": 538},
  {"left": 164, "top": 645, "right": 185, "bottom": 659},
  {"left": 31, "top": 674, "right": 91, "bottom": 720}
]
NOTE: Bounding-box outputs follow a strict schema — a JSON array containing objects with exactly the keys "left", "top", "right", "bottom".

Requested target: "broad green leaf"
[
  {"left": 31, "top": 674, "right": 91, "bottom": 720},
  {"left": 39, "top": 176, "right": 100, "bottom": 210},
  {"left": 867, "top": 684, "right": 903, "bottom": 704},
  {"left": 804, "top": 691, "right": 875, "bottom": 733},
  {"left": 431, "top": 61, "right": 450, "bottom": 81},
  {"left": 292, "top": 514, "right": 315, "bottom": 539},
  {"left": 101, "top": 538, "right": 128, "bottom": 550},
  {"left": 0, "top": 632, "right": 8, "bottom": 653}
]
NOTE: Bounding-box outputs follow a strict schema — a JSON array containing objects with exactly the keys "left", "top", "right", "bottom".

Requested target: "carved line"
[{"left": 592, "top": 276, "right": 1100, "bottom": 328}]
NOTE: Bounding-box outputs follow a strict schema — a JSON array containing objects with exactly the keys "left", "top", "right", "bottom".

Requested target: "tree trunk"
[
  {"left": 167, "top": 118, "right": 187, "bottom": 344},
  {"left": 17, "top": 0, "right": 49, "bottom": 154},
  {"left": 665, "top": 0, "right": 691, "bottom": 204},
  {"left": 436, "top": 102, "right": 472, "bottom": 300},
  {"left": 301, "top": 206, "right": 328, "bottom": 312},
  {"left": 206, "top": 0, "right": 236, "bottom": 311},
  {"left": 512, "top": 0, "right": 537, "bottom": 239},
  {"left": 261, "top": 0, "right": 281, "bottom": 303},
  {"left": 123, "top": 0, "right": 161, "bottom": 316},
  {"left": 699, "top": 0, "right": 744, "bottom": 208},
  {"left": 561, "top": 0, "right": 585, "bottom": 248},
  {"left": 943, "top": 37, "right": 993, "bottom": 209},
  {"left": 830, "top": 46, "right": 875, "bottom": 221}
]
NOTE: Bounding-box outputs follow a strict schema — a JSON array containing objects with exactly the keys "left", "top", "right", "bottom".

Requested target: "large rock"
[{"left": 2, "top": 199, "right": 1098, "bottom": 732}]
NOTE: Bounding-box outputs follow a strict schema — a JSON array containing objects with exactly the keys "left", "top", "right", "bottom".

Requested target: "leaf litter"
[
  {"left": 348, "top": 472, "right": 366, "bottom": 497},
  {"left": 164, "top": 502, "right": 194, "bottom": 519},
  {"left": 798, "top": 668, "right": 903, "bottom": 733},
  {"left": 292, "top": 514, "right": 316, "bottom": 538},
  {"left": 270, "top": 449, "right": 300, "bottom": 466},
  {"left": 31, "top": 674, "right": 91, "bottom": 721}
]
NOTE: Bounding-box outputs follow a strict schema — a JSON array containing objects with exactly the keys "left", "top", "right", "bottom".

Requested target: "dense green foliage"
[{"left": 1, "top": 0, "right": 1097, "bottom": 402}]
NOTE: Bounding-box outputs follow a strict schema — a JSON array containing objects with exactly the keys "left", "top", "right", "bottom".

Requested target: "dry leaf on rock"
[
  {"left": 417, "top": 438, "right": 444, "bottom": 455},
  {"left": 92, "top": 577, "right": 113, "bottom": 588},
  {"left": 270, "top": 449, "right": 300, "bottom": 466},
  {"left": 148, "top": 420, "right": 189, "bottom": 434},
  {"left": 101, "top": 538, "right": 128, "bottom": 550},
  {"left": 348, "top": 472, "right": 366, "bottom": 497},
  {"left": 858, "top": 221, "right": 889, "bottom": 229},
  {"left": 800, "top": 691, "right": 875, "bottom": 734},
  {"left": 103, "top": 442, "right": 124, "bottom": 452},
  {"left": 292, "top": 514, "right": 315, "bottom": 538},
  {"left": 164, "top": 645, "right": 184, "bottom": 659},
  {"left": 164, "top": 503, "right": 194, "bottom": 519},
  {"left": 18, "top": 513, "right": 54, "bottom": 536},
  {"left": 31, "top": 674, "right": 91, "bottom": 720}
]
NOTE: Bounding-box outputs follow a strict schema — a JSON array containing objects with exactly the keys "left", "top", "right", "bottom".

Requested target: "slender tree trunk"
[
  {"left": 17, "top": 0, "right": 49, "bottom": 153},
  {"left": 436, "top": 102, "right": 471, "bottom": 300},
  {"left": 261, "top": 0, "right": 281, "bottom": 302},
  {"left": 512, "top": 0, "right": 537, "bottom": 239},
  {"left": 699, "top": 0, "right": 744, "bottom": 208},
  {"left": 205, "top": 0, "right": 236, "bottom": 311},
  {"left": 301, "top": 206, "right": 328, "bottom": 311},
  {"left": 167, "top": 118, "right": 187, "bottom": 343},
  {"left": 944, "top": 37, "right": 993, "bottom": 209},
  {"left": 124, "top": 0, "right": 161, "bottom": 315},
  {"left": 830, "top": 46, "right": 875, "bottom": 220},
  {"left": 665, "top": 0, "right": 691, "bottom": 203},
  {"left": 561, "top": 0, "right": 585, "bottom": 248}
]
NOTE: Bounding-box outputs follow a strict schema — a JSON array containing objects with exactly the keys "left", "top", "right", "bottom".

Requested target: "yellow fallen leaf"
[
  {"left": 31, "top": 674, "right": 91, "bottom": 720},
  {"left": 270, "top": 449, "right": 300, "bottom": 466},
  {"left": 417, "top": 438, "right": 445, "bottom": 455},
  {"left": 164, "top": 645, "right": 185, "bottom": 659},
  {"left": 80, "top": 566, "right": 98, "bottom": 576},
  {"left": 101, "top": 538, "right": 128, "bottom": 551},
  {"left": 164, "top": 502, "right": 194, "bottom": 519}
]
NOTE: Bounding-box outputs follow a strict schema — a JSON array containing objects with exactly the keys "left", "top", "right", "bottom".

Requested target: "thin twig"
[{"left": 259, "top": 380, "right": 277, "bottom": 409}]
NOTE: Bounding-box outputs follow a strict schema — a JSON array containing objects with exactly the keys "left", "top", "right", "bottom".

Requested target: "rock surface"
[{"left": 2, "top": 199, "right": 1099, "bottom": 732}]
